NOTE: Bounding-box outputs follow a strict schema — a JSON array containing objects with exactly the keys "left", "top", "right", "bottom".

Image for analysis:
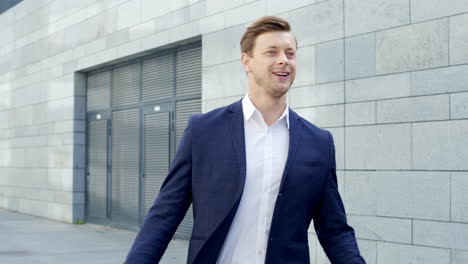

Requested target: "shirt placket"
[{"left": 256, "top": 123, "right": 273, "bottom": 263}]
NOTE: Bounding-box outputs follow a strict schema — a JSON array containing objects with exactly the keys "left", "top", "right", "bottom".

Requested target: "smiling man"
[{"left": 125, "top": 16, "right": 365, "bottom": 264}]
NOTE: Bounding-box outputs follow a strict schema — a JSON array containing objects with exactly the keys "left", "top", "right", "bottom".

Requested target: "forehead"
[{"left": 254, "top": 31, "right": 296, "bottom": 50}]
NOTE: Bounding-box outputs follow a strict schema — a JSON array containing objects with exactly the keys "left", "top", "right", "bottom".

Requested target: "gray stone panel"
[
  {"left": 293, "top": 44, "right": 316, "bottom": 87},
  {"left": 199, "top": 13, "right": 225, "bottom": 35},
  {"left": 327, "top": 127, "right": 344, "bottom": 170},
  {"left": 357, "top": 239, "right": 377, "bottom": 264},
  {"left": 206, "top": 0, "right": 256, "bottom": 16},
  {"left": 32, "top": 103, "right": 48, "bottom": 126},
  {"left": 452, "top": 172, "right": 468, "bottom": 223},
  {"left": 376, "top": 171, "right": 450, "bottom": 220},
  {"left": 153, "top": 7, "right": 187, "bottom": 34},
  {"left": 47, "top": 30, "right": 65, "bottom": 57},
  {"left": 377, "top": 242, "right": 450, "bottom": 264},
  {"left": 345, "top": 101, "right": 375, "bottom": 126},
  {"left": 224, "top": 1, "right": 268, "bottom": 28},
  {"left": 345, "top": 124, "right": 411, "bottom": 170},
  {"left": 0, "top": 111, "right": 8, "bottom": 129},
  {"left": 348, "top": 215, "right": 411, "bottom": 243},
  {"left": 63, "top": 16, "right": 99, "bottom": 51},
  {"left": 453, "top": 250, "right": 468, "bottom": 264},
  {"left": 167, "top": 20, "right": 200, "bottom": 44},
  {"left": 290, "top": 82, "right": 344, "bottom": 108},
  {"left": 376, "top": 19, "right": 448, "bottom": 74},
  {"left": 345, "top": 33, "right": 376, "bottom": 79},
  {"left": 414, "top": 220, "right": 468, "bottom": 251},
  {"left": 47, "top": 97, "right": 74, "bottom": 122},
  {"left": 450, "top": 92, "right": 468, "bottom": 119},
  {"left": 450, "top": 13, "right": 468, "bottom": 65},
  {"left": 128, "top": 20, "right": 155, "bottom": 41},
  {"left": 345, "top": 73, "right": 411, "bottom": 103},
  {"left": 412, "top": 64, "right": 468, "bottom": 96},
  {"left": 344, "top": 0, "right": 409, "bottom": 36},
  {"left": 116, "top": 0, "right": 141, "bottom": 31},
  {"left": 24, "top": 147, "right": 48, "bottom": 168},
  {"left": 413, "top": 120, "right": 468, "bottom": 170},
  {"left": 202, "top": 61, "right": 247, "bottom": 100},
  {"left": 295, "top": 104, "right": 344, "bottom": 128},
  {"left": 289, "top": 0, "right": 343, "bottom": 46},
  {"left": 202, "top": 95, "right": 244, "bottom": 113},
  {"left": 139, "top": 31, "right": 169, "bottom": 53},
  {"left": 411, "top": 0, "right": 468, "bottom": 23},
  {"left": 105, "top": 29, "right": 129, "bottom": 49},
  {"left": 316, "top": 39, "right": 344, "bottom": 83},
  {"left": 202, "top": 25, "right": 245, "bottom": 67},
  {"left": 377, "top": 94, "right": 449, "bottom": 123},
  {"left": 344, "top": 170, "right": 377, "bottom": 215},
  {"left": 141, "top": 0, "right": 179, "bottom": 21},
  {"left": 48, "top": 145, "right": 74, "bottom": 169},
  {"left": 267, "top": 0, "right": 320, "bottom": 15},
  {"left": 187, "top": 1, "right": 207, "bottom": 22}
]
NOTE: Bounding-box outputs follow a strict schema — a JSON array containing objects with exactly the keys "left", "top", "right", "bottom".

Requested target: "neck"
[{"left": 247, "top": 85, "right": 288, "bottom": 127}]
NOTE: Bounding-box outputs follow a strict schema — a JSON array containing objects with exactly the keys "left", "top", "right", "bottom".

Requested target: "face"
[{"left": 242, "top": 31, "right": 297, "bottom": 97}]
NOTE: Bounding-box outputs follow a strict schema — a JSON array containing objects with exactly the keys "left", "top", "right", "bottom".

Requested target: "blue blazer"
[{"left": 125, "top": 99, "right": 365, "bottom": 264}]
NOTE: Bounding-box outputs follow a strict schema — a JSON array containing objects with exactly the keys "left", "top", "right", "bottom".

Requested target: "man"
[{"left": 125, "top": 16, "right": 365, "bottom": 264}]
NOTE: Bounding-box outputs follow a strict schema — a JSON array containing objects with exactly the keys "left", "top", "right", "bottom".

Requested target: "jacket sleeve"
[
  {"left": 124, "top": 115, "right": 195, "bottom": 264},
  {"left": 312, "top": 131, "right": 366, "bottom": 264}
]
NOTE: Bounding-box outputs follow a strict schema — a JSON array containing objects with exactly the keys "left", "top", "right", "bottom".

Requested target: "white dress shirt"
[{"left": 216, "top": 93, "right": 290, "bottom": 264}]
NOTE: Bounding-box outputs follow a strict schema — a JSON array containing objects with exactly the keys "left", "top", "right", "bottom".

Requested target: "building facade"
[{"left": 1, "top": 0, "right": 468, "bottom": 263}]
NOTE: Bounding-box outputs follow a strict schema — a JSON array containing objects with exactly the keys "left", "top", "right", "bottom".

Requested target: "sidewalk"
[{"left": 0, "top": 209, "right": 189, "bottom": 264}]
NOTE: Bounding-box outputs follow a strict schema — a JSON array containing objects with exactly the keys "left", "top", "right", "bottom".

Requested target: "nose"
[{"left": 276, "top": 52, "right": 289, "bottom": 65}]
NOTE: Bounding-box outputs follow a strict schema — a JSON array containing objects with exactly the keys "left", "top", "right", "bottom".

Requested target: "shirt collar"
[{"left": 242, "top": 93, "right": 290, "bottom": 129}]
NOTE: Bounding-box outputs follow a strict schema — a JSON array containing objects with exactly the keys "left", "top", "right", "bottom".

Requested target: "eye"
[
  {"left": 287, "top": 52, "right": 296, "bottom": 58},
  {"left": 266, "top": 50, "right": 276, "bottom": 55}
]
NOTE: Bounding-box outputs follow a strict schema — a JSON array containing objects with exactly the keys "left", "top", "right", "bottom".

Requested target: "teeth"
[{"left": 275, "top": 72, "right": 288, "bottom": 76}]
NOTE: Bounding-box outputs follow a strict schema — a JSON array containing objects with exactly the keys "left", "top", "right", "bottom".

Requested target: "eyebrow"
[{"left": 265, "top": 46, "right": 296, "bottom": 50}]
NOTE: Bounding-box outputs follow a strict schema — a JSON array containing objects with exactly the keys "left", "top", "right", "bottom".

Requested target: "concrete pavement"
[{"left": 0, "top": 209, "right": 189, "bottom": 264}]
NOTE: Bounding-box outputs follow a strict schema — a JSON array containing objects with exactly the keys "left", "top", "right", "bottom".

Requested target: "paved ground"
[{"left": 0, "top": 209, "right": 189, "bottom": 264}]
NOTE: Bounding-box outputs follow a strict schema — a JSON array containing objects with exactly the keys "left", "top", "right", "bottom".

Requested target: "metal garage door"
[
  {"left": 85, "top": 41, "right": 201, "bottom": 238},
  {"left": 142, "top": 103, "right": 171, "bottom": 221},
  {"left": 86, "top": 70, "right": 111, "bottom": 224}
]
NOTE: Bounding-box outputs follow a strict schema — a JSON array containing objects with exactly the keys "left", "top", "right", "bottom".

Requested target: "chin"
[{"left": 271, "top": 86, "right": 290, "bottom": 97}]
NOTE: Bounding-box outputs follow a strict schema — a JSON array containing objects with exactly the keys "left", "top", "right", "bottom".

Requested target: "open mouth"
[
  {"left": 273, "top": 72, "right": 290, "bottom": 77},
  {"left": 272, "top": 71, "right": 290, "bottom": 80}
]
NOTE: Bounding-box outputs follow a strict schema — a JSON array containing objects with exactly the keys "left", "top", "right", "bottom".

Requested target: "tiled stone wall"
[{"left": 0, "top": 0, "right": 467, "bottom": 263}]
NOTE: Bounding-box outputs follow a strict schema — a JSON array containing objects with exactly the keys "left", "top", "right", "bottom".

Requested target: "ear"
[{"left": 241, "top": 53, "right": 252, "bottom": 73}]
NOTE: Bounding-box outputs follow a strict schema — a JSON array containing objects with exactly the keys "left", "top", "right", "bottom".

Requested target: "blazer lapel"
[
  {"left": 278, "top": 108, "right": 303, "bottom": 194},
  {"left": 228, "top": 99, "right": 247, "bottom": 193}
]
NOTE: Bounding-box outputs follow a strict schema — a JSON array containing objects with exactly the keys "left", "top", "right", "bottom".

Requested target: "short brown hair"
[{"left": 240, "top": 16, "right": 296, "bottom": 56}]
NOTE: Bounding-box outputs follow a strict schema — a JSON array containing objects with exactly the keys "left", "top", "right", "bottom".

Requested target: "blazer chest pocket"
[{"left": 294, "top": 160, "right": 324, "bottom": 167}]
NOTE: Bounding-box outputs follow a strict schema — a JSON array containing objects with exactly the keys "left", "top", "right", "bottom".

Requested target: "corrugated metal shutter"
[
  {"left": 174, "top": 99, "right": 201, "bottom": 238},
  {"left": 142, "top": 111, "right": 170, "bottom": 217},
  {"left": 86, "top": 41, "right": 201, "bottom": 234},
  {"left": 87, "top": 71, "right": 111, "bottom": 111},
  {"left": 112, "top": 63, "right": 140, "bottom": 107},
  {"left": 87, "top": 120, "right": 108, "bottom": 222},
  {"left": 142, "top": 53, "right": 174, "bottom": 102},
  {"left": 111, "top": 108, "right": 140, "bottom": 228},
  {"left": 176, "top": 46, "right": 201, "bottom": 98}
]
